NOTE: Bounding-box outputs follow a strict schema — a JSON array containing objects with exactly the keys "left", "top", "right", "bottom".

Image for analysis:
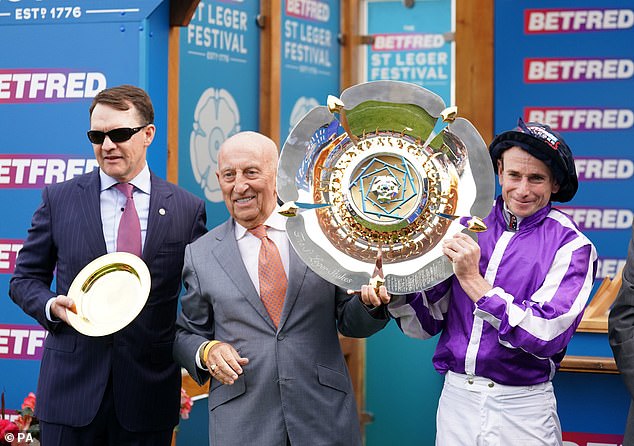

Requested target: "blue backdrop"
[
  {"left": 0, "top": 0, "right": 169, "bottom": 412},
  {"left": 177, "top": 0, "right": 260, "bottom": 230},
  {"left": 364, "top": 1, "right": 454, "bottom": 445},
  {"left": 495, "top": 0, "right": 633, "bottom": 439},
  {"left": 280, "top": 0, "right": 340, "bottom": 147}
]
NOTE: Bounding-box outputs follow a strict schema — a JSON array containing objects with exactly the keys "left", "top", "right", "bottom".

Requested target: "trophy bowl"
[{"left": 277, "top": 81, "right": 494, "bottom": 294}]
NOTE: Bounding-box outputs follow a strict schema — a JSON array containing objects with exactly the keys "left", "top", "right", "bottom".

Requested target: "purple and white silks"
[{"left": 389, "top": 197, "right": 598, "bottom": 386}]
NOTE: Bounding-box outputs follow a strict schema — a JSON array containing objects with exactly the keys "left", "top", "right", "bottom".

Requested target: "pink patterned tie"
[
  {"left": 248, "top": 225, "right": 288, "bottom": 328},
  {"left": 115, "top": 183, "right": 142, "bottom": 257}
]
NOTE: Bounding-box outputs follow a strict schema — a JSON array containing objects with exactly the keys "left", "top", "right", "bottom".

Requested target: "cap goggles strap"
[{"left": 87, "top": 125, "right": 149, "bottom": 144}]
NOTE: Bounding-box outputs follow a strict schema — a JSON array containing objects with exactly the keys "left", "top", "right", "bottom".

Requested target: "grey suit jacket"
[
  {"left": 609, "top": 223, "right": 634, "bottom": 444},
  {"left": 174, "top": 218, "right": 389, "bottom": 446}
]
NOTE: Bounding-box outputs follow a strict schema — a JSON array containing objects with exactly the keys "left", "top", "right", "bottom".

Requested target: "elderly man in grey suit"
[
  {"left": 609, "top": 224, "right": 634, "bottom": 444},
  {"left": 174, "top": 131, "right": 389, "bottom": 446}
]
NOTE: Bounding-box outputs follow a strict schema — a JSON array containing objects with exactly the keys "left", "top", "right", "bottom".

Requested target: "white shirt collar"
[
  {"left": 99, "top": 163, "right": 151, "bottom": 194},
  {"left": 502, "top": 201, "right": 524, "bottom": 231},
  {"left": 235, "top": 207, "right": 287, "bottom": 240}
]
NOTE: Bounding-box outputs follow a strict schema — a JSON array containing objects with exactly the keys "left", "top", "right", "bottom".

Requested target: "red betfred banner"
[{"left": 563, "top": 432, "right": 623, "bottom": 446}]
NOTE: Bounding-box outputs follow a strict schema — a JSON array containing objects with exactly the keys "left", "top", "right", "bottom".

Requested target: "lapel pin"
[{"left": 159, "top": 208, "right": 166, "bottom": 216}]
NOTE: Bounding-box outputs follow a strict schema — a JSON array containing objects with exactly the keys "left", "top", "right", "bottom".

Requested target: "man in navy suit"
[
  {"left": 609, "top": 224, "right": 634, "bottom": 444},
  {"left": 9, "top": 85, "right": 207, "bottom": 446}
]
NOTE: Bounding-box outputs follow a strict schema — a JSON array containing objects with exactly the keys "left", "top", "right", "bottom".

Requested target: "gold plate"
[{"left": 66, "top": 252, "right": 151, "bottom": 336}]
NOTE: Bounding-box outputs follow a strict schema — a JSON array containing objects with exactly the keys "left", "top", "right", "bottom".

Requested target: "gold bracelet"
[
  {"left": 200, "top": 340, "right": 221, "bottom": 365},
  {"left": 198, "top": 341, "right": 209, "bottom": 364}
]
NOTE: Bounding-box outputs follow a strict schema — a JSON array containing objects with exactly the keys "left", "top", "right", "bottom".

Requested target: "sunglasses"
[{"left": 87, "top": 124, "right": 149, "bottom": 144}]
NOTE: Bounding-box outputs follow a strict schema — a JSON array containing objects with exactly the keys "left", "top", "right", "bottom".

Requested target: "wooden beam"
[
  {"left": 559, "top": 355, "right": 619, "bottom": 374},
  {"left": 170, "top": 0, "right": 200, "bottom": 27},
  {"left": 181, "top": 369, "right": 209, "bottom": 398},
  {"left": 259, "top": 0, "right": 281, "bottom": 144},
  {"left": 340, "top": 0, "right": 360, "bottom": 90},
  {"left": 455, "top": 0, "right": 494, "bottom": 143},
  {"left": 167, "top": 27, "right": 180, "bottom": 184}
]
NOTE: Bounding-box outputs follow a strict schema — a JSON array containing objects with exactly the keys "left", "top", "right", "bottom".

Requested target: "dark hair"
[{"left": 89, "top": 85, "right": 154, "bottom": 125}]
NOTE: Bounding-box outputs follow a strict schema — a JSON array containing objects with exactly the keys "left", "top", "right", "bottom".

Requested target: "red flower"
[
  {"left": 179, "top": 388, "right": 193, "bottom": 420},
  {"left": 21, "top": 393, "right": 35, "bottom": 412},
  {"left": 0, "top": 419, "right": 18, "bottom": 444},
  {"left": 14, "top": 392, "right": 36, "bottom": 434}
]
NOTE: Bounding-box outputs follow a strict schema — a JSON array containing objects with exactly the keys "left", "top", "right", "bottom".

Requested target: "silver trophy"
[{"left": 277, "top": 81, "right": 494, "bottom": 294}]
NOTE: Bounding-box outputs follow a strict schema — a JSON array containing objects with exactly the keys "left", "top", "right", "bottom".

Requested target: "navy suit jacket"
[
  {"left": 609, "top": 224, "right": 634, "bottom": 444},
  {"left": 9, "top": 169, "right": 207, "bottom": 431}
]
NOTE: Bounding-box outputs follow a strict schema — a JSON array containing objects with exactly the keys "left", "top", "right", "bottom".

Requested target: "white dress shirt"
[{"left": 234, "top": 209, "right": 290, "bottom": 294}]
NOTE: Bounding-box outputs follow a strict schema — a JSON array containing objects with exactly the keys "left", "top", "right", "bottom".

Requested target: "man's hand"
[
  {"left": 206, "top": 342, "right": 249, "bottom": 385},
  {"left": 50, "top": 295, "right": 75, "bottom": 324},
  {"left": 353, "top": 284, "right": 391, "bottom": 307},
  {"left": 442, "top": 232, "right": 482, "bottom": 280},
  {"left": 442, "top": 233, "right": 492, "bottom": 302}
]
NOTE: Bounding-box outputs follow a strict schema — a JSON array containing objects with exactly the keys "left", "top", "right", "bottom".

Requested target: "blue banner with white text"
[
  {"left": 365, "top": 0, "right": 454, "bottom": 104},
  {"left": 177, "top": 0, "right": 260, "bottom": 228},
  {"left": 280, "top": 0, "right": 340, "bottom": 147},
  {"left": 495, "top": 0, "right": 634, "bottom": 439},
  {"left": 0, "top": 0, "right": 169, "bottom": 411}
]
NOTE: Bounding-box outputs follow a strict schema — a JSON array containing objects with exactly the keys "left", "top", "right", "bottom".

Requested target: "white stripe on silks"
[
  {"left": 464, "top": 317, "right": 484, "bottom": 375},
  {"left": 400, "top": 316, "right": 434, "bottom": 340},
  {"left": 465, "top": 232, "right": 514, "bottom": 375},
  {"left": 548, "top": 209, "right": 590, "bottom": 240},
  {"left": 491, "top": 246, "right": 596, "bottom": 342},
  {"left": 476, "top": 211, "right": 598, "bottom": 343},
  {"left": 548, "top": 208, "right": 599, "bottom": 270},
  {"left": 388, "top": 291, "right": 451, "bottom": 321},
  {"left": 475, "top": 287, "right": 504, "bottom": 331},
  {"left": 386, "top": 294, "right": 412, "bottom": 318},
  {"left": 426, "top": 290, "right": 451, "bottom": 320},
  {"left": 499, "top": 337, "right": 550, "bottom": 360},
  {"left": 484, "top": 231, "right": 515, "bottom": 282},
  {"left": 531, "top": 236, "right": 589, "bottom": 304},
  {"left": 388, "top": 295, "right": 438, "bottom": 340},
  {"left": 476, "top": 305, "right": 553, "bottom": 360}
]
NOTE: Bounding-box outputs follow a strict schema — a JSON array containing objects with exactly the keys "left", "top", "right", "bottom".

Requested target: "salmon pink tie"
[
  {"left": 115, "top": 182, "right": 142, "bottom": 257},
  {"left": 249, "top": 225, "right": 287, "bottom": 328}
]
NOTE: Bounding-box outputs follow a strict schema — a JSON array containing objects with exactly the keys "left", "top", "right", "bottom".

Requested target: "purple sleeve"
[
  {"left": 388, "top": 278, "right": 452, "bottom": 340},
  {"left": 475, "top": 242, "right": 597, "bottom": 358}
]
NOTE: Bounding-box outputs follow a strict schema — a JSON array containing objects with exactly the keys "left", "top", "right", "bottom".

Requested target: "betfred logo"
[
  {"left": 0, "top": 324, "right": 47, "bottom": 360},
  {"left": 286, "top": 0, "right": 330, "bottom": 22},
  {"left": 525, "top": 8, "right": 634, "bottom": 33},
  {"left": 372, "top": 33, "right": 445, "bottom": 51},
  {"left": 0, "top": 155, "right": 99, "bottom": 188},
  {"left": 0, "top": 239, "right": 22, "bottom": 274},
  {"left": 558, "top": 206, "right": 633, "bottom": 230},
  {"left": 0, "top": 69, "right": 106, "bottom": 103},
  {"left": 575, "top": 157, "right": 634, "bottom": 181},
  {"left": 525, "top": 58, "right": 633, "bottom": 82},
  {"left": 525, "top": 107, "right": 633, "bottom": 131}
]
